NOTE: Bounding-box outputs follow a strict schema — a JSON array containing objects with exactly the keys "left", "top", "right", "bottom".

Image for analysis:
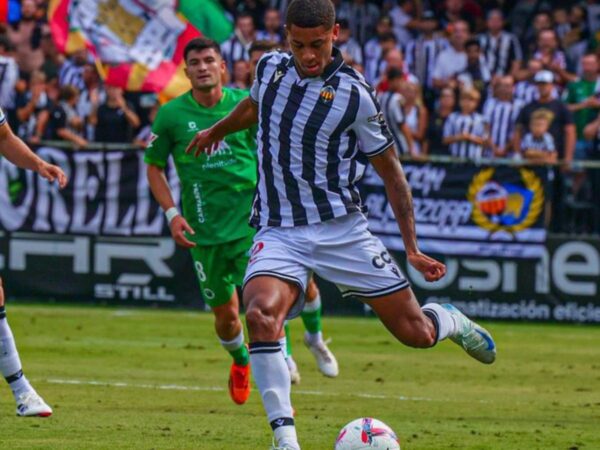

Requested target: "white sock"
[
  {"left": 303, "top": 294, "right": 321, "bottom": 313},
  {"left": 0, "top": 317, "right": 33, "bottom": 399},
  {"left": 219, "top": 329, "right": 245, "bottom": 352},
  {"left": 421, "top": 303, "right": 458, "bottom": 343},
  {"left": 285, "top": 354, "right": 298, "bottom": 374},
  {"left": 278, "top": 335, "right": 288, "bottom": 358},
  {"left": 304, "top": 330, "right": 323, "bottom": 346},
  {"left": 249, "top": 342, "right": 298, "bottom": 446}
]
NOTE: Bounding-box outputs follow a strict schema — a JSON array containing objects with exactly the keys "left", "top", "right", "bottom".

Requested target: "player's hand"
[
  {"left": 407, "top": 252, "right": 446, "bottom": 282},
  {"left": 185, "top": 128, "right": 222, "bottom": 158},
  {"left": 170, "top": 215, "right": 196, "bottom": 248},
  {"left": 37, "top": 162, "right": 68, "bottom": 189}
]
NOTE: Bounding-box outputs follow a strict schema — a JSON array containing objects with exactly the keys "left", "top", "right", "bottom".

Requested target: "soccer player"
[
  {"left": 145, "top": 38, "right": 337, "bottom": 407},
  {"left": 0, "top": 106, "right": 66, "bottom": 417},
  {"left": 187, "top": 1, "right": 497, "bottom": 448}
]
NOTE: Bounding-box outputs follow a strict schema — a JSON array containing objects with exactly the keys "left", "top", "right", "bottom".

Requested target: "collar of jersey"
[
  {"left": 287, "top": 46, "right": 345, "bottom": 82},
  {"left": 186, "top": 88, "right": 228, "bottom": 110}
]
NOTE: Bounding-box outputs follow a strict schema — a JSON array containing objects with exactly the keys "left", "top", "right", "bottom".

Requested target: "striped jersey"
[
  {"left": 378, "top": 91, "right": 408, "bottom": 154},
  {"left": 521, "top": 132, "right": 555, "bottom": 153},
  {"left": 482, "top": 97, "right": 524, "bottom": 150},
  {"left": 221, "top": 35, "right": 251, "bottom": 74},
  {"left": 443, "top": 112, "right": 488, "bottom": 160},
  {"left": 249, "top": 48, "right": 394, "bottom": 228},
  {"left": 363, "top": 38, "right": 385, "bottom": 84},
  {"left": 514, "top": 81, "right": 559, "bottom": 104},
  {"left": 479, "top": 32, "right": 523, "bottom": 76},
  {"left": 0, "top": 106, "right": 6, "bottom": 126},
  {"left": 404, "top": 37, "right": 447, "bottom": 88},
  {"left": 58, "top": 59, "right": 85, "bottom": 90}
]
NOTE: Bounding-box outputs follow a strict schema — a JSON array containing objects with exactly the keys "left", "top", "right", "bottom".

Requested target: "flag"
[{"left": 48, "top": 0, "right": 233, "bottom": 98}]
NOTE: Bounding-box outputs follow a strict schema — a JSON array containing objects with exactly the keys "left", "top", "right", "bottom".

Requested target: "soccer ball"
[{"left": 334, "top": 417, "right": 401, "bottom": 449}]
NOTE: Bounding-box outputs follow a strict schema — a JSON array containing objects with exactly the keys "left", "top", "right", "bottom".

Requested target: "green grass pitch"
[{"left": 1, "top": 304, "right": 599, "bottom": 449}]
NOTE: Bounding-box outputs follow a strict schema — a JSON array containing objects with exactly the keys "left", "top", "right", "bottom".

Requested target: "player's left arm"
[
  {"left": 0, "top": 122, "right": 67, "bottom": 188},
  {"left": 370, "top": 148, "right": 446, "bottom": 282}
]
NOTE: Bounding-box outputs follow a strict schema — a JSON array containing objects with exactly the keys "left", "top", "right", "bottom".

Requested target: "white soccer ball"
[{"left": 334, "top": 417, "right": 401, "bottom": 450}]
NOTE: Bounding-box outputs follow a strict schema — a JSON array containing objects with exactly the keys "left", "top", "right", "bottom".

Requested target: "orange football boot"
[{"left": 228, "top": 362, "right": 251, "bottom": 405}]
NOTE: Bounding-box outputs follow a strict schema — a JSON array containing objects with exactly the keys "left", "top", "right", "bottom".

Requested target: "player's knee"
[{"left": 245, "top": 304, "right": 280, "bottom": 340}]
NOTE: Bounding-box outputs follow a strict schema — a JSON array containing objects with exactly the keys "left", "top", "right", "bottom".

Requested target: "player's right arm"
[
  {"left": 0, "top": 112, "right": 67, "bottom": 188},
  {"left": 186, "top": 97, "right": 258, "bottom": 157},
  {"left": 144, "top": 107, "right": 195, "bottom": 249}
]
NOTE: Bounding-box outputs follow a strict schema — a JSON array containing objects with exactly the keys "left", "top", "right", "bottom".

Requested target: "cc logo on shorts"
[{"left": 372, "top": 251, "right": 402, "bottom": 279}]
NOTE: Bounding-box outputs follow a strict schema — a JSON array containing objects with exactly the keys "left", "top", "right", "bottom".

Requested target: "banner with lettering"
[{"left": 361, "top": 162, "right": 548, "bottom": 258}]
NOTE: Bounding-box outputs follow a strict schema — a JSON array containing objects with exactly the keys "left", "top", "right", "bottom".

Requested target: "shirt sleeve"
[
  {"left": 0, "top": 107, "right": 6, "bottom": 126},
  {"left": 443, "top": 113, "right": 455, "bottom": 138},
  {"left": 351, "top": 83, "right": 394, "bottom": 157},
  {"left": 250, "top": 52, "right": 275, "bottom": 104},
  {"left": 143, "top": 106, "right": 171, "bottom": 168}
]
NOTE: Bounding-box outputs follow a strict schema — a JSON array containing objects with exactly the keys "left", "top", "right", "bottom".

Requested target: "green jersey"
[
  {"left": 144, "top": 88, "right": 257, "bottom": 246},
  {"left": 565, "top": 78, "right": 599, "bottom": 138}
]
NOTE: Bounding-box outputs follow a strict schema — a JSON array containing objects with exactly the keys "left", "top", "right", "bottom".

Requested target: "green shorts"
[{"left": 189, "top": 233, "right": 255, "bottom": 308}]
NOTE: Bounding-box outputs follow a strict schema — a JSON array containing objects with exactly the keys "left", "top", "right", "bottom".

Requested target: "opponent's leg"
[
  {"left": 282, "top": 322, "right": 300, "bottom": 385},
  {"left": 0, "top": 277, "right": 52, "bottom": 417},
  {"left": 365, "top": 287, "right": 496, "bottom": 364},
  {"left": 244, "top": 276, "right": 300, "bottom": 450},
  {"left": 302, "top": 278, "right": 338, "bottom": 377}
]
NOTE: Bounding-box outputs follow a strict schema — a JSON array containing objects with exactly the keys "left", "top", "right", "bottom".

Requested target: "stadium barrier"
[{"left": 0, "top": 144, "right": 598, "bottom": 323}]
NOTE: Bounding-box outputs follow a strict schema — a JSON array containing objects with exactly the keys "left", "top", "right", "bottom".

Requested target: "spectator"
[
  {"left": 47, "top": 85, "right": 87, "bottom": 147},
  {"left": 249, "top": 40, "right": 279, "bottom": 81},
  {"left": 229, "top": 59, "right": 251, "bottom": 89},
  {"left": 363, "top": 16, "right": 394, "bottom": 75},
  {"left": 520, "top": 110, "right": 557, "bottom": 164},
  {"left": 424, "top": 87, "right": 456, "bottom": 155},
  {"left": 457, "top": 38, "right": 491, "bottom": 103},
  {"left": 15, "top": 70, "right": 50, "bottom": 144},
  {"left": 404, "top": 10, "right": 447, "bottom": 104},
  {"left": 90, "top": 84, "right": 140, "bottom": 144},
  {"left": 77, "top": 62, "right": 105, "bottom": 140},
  {"left": 389, "top": 0, "right": 419, "bottom": 47},
  {"left": 337, "top": 0, "right": 380, "bottom": 45},
  {"left": 364, "top": 32, "right": 397, "bottom": 85},
  {"left": 221, "top": 12, "right": 255, "bottom": 74},
  {"left": 256, "top": 8, "right": 283, "bottom": 43},
  {"left": 523, "top": 11, "right": 554, "bottom": 60},
  {"left": 479, "top": 9, "right": 522, "bottom": 80},
  {"left": 39, "top": 25, "right": 64, "bottom": 84},
  {"left": 583, "top": 111, "right": 600, "bottom": 229},
  {"left": 58, "top": 48, "right": 88, "bottom": 91},
  {"left": 337, "top": 19, "right": 363, "bottom": 66},
  {"left": 439, "top": 0, "right": 480, "bottom": 32},
  {"left": 133, "top": 101, "right": 159, "bottom": 148},
  {"left": 6, "top": 0, "right": 44, "bottom": 75},
  {"left": 401, "top": 77, "right": 428, "bottom": 155},
  {"left": 378, "top": 68, "right": 415, "bottom": 156},
  {"left": 483, "top": 75, "right": 523, "bottom": 157},
  {"left": 0, "top": 36, "right": 19, "bottom": 122},
  {"left": 514, "top": 70, "right": 576, "bottom": 165},
  {"left": 533, "top": 29, "right": 575, "bottom": 84},
  {"left": 553, "top": 6, "right": 571, "bottom": 43},
  {"left": 443, "top": 88, "right": 489, "bottom": 160},
  {"left": 375, "top": 48, "right": 410, "bottom": 92},
  {"left": 432, "top": 20, "right": 470, "bottom": 90},
  {"left": 514, "top": 58, "right": 559, "bottom": 104},
  {"left": 564, "top": 5, "right": 590, "bottom": 74}
]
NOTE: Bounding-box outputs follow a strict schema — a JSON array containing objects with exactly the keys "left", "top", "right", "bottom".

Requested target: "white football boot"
[
  {"left": 16, "top": 390, "right": 53, "bottom": 417},
  {"left": 443, "top": 304, "right": 496, "bottom": 364},
  {"left": 304, "top": 334, "right": 339, "bottom": 378}
]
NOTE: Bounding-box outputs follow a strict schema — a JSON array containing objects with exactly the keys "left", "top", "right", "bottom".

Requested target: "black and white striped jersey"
[
  {"left": 249, "top": 48, "right": 394, "bottom": 227},
  {"left": 482, "top": 97, "right": 524, "bottom": 150},
  {"left": 521, "top": 132, "right": 555, "bottom": 153},
  {"left": 221, "top": 35, "right": 251, "bottom": 74},
  {"left": 58, "top": 59, "right": 85, "bottom": 90},
  {"left": 404, "top": 37, "right": 447, "bottom": 88},
  {"left": 443, "top": 112, "right": 488, "bottom": 160},
  {"left": 338, "top": 38, "right": 364, "bottom": 65},
  {"left": 514, "top": 81, "right": 559, "bottom": 104},
  {"left": 479, "top": 31, "right": 523, "bottom": 76},
  {"left": 0, "top": 106, "right": 6, "bottom": 126},
  {"left": 378, "top": 91, "right": 408, "bottom": 154},
  {"left": 363, "top": 38, "right": 385, "bottom": 85}
]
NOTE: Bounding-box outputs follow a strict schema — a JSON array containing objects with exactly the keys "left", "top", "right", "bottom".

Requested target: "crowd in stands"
[{"left": 0, "top": 0, "right": 599, "bottom": 232}]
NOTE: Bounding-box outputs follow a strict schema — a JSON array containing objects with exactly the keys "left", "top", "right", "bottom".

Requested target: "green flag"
[{"left": 179, "top": 0, "right": 234, "bottom": 43}]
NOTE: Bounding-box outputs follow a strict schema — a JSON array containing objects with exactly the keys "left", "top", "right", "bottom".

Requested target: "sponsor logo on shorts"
[
  {"left": 372, "top": 251, "right": 402, "bottom": 278},
  {"left": 248, "top": 241, "right": 264, "bottom": 265}
]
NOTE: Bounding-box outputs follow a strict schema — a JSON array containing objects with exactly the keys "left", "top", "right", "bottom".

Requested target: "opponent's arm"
[
  {"left": 186, "top": 97, "right": 258, "bottom": 157},
  {"left": 146, "top": 164, "right": 195, "bottom": 249},
  {"left": 0, "top": 122, "right": 67, "bottom": 188},
  {"left": 369, "top": 147, "right": 445, "bottom": 282}
]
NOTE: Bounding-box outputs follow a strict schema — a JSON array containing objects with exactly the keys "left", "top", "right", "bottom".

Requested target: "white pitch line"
[{"left": 43, "top": 378, "right": 468, "bottom": 403}]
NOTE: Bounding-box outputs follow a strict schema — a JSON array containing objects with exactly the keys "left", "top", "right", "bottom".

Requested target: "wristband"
[{"left": 165, "top": 207, "right": 180, "bottom": 225}]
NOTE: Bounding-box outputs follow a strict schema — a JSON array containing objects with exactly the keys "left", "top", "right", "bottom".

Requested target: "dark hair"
[
  {"left": 184, "top": 38, "right": 221, "bottom": 62},
  {"left": 0, "top": 35, "right": 13, "bottom": 52},
  {"left": 465, "top": 38, "right": 480, "bottom": 50},
  {"left": 286, "top": 0, "right": 335, "bottom": 29},
  {"left": 387, "top": 67, "right": 404, "bottom": 81},
  {"left": 249, "top": 40, "right": 279, "bottom": 57},
  {"left": 59, "top": 85, "right": 79, "bottom": 101},
  {"left": 378, "top": 32, "right": 397, "bottom": 43},
  {"left": 236, "top": 12, "right": 255, "bottom": 24}
]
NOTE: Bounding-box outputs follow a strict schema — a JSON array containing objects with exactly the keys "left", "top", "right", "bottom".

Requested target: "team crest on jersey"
[{"left": 319, "top": 85, "right": 336, "bottom": 104}]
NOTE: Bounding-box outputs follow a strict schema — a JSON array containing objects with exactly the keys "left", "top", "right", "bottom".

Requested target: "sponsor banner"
[{"left": 361, "top": 162, "right": 547, "bottom": 258}]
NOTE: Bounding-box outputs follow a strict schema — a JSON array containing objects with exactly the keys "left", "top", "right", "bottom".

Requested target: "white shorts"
[{"left": 243, "top": 213, "right": 409, "bottom": 318}]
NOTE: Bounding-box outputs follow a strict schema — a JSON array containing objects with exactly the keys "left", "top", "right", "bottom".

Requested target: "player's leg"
[
  {"left": 365, "top": 288, "right": 496, "bottom": 363},
  {"left": 281, "top": 322, "right": 300, "bottom": 385},
  {"left": 244, "top": 276, "right": 301, "bottom": 450},
  {"left": 190, "top": 245, "right": 250, "bottom": 405},
  {"left": 0, "top": 277, "right": 52, "bottom": 417},
  {"left": 302, "top": 278, "right": 338, "bottom": 377}
]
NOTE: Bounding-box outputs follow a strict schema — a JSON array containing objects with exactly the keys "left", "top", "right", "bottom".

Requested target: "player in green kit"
[{"left": 145, "top": 38, "right": 337, "bottom": 405}]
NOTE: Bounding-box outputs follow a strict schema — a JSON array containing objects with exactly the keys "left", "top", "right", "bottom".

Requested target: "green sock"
[
  {"left": 301, "top": 294, "right": 322, "bottom": 334},
  {"left": 284, "top": 322, "right": 293, "bottom": 356},
  {"left": 229, "top": 345, "right": 249, "bottom": 366}
]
